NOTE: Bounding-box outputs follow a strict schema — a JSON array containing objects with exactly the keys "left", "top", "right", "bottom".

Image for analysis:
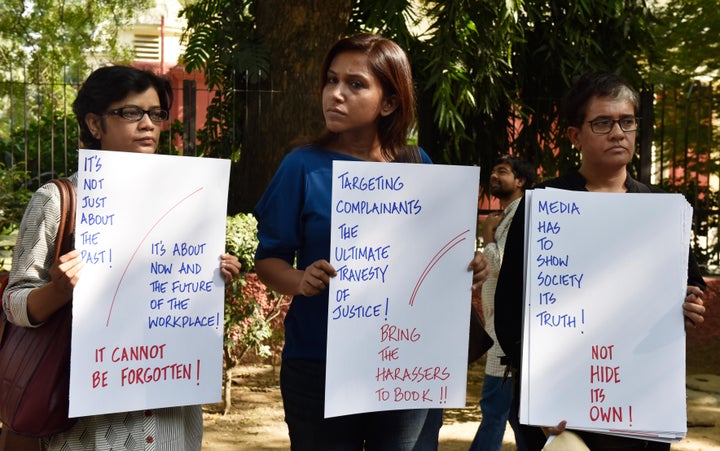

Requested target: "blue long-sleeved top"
[{"left": 254, "top": 145, "right": 432, "bottom": 360}]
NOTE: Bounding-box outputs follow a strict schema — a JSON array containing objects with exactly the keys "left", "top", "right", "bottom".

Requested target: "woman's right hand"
[
  {"left": 27, "top": 250, "right": 83, "bottom": 324},
  {"left": 49, "top": 249, "right": 84, "bottom": 301},
  {"left": 299, "top": 259, "right": 337, "bottom": 296}
]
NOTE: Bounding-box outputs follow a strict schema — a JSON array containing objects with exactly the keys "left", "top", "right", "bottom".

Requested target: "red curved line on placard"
[
  {"left": 409, "top": 232, "right": 468, "bottom": 306},
  {"left": 409, "top": 237, "right": 467, "bottom": 306},
  {"left": 409, "top": 229, "right": 469, "bottom": 306},
  {"left": 410, "top": 229, "right": 469, "bottom": 303},
  {"left": 105, "top": 187, "right": 204, "bottom": 327}
]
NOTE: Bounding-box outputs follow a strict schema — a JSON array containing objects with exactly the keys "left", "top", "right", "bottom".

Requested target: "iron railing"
[{"left": 1, "top": 74, "right": 718, "bottom": 273}]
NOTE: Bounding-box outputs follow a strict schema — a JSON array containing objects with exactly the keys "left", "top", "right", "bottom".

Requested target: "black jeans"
[{"left": 280, "top": 359, "right": 443, "bottom": 451}]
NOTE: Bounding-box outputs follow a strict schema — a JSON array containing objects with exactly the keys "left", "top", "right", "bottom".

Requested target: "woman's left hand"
[
  {"left": 468, "top": 251, "right": 489, "bottom": 291},
  {"left": 684, "top": 285, "right": 705, "bottom": 329},
  {"left": 220, "top": 254, "right": 242, "bottom": 283}
]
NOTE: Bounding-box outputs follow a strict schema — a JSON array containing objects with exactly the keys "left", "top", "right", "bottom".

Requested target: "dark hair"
[
  {"left": 73, "top": 66, "right": 173, "bottom": 149},
  {"left": 316, "top": 33, "right": 419, "bottom": 162},
  {"left": 493, "top": 155, "right": 536, "bottom": 190},
  {"left": 560, "top": 72, "right": 639, "bottom": 129}
]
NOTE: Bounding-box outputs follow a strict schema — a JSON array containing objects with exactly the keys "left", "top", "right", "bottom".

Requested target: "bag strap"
[
  {"left": 0, "top": 178, "right": 75, "bottom": 346},
  {"left": 0, "top": 277, "right": 8, "bottom": 339},
  {"left": 0, "top": 178, "right": 75, "bottom": 313},
  {"left": 49, "top": 178, "right": 76, "bottom": 260}
]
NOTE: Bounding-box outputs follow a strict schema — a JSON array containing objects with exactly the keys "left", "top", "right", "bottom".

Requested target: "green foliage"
[
  {"left": 650, "top": 0, "right": 720, "bottom": 84},
  {"left": 0, "top": 163, "right": 32, "bottom": 234},
  {"left": 224, "top": 277, "right": 272, "bottom": 363},
  {"left": 426, "top": 1, "right": 655, "bottom": 176},
  {"left": 224, "top": 274, "right": 289, "bottom": 365},
  {"left": 0, "top": 0, "right": 149, "bottom": 75},
  {"left": 223, "top": 223, "right": 288, "bottom": 367},
  {"left": 180, "top": 0, "right": 270, "bottom": 162},
  {"left": 0, "top": 108, "right": 80, "bottom": 189},
  {"left": 181, "top": 0, "right": 267, "bottom": 89},
  {"left": 180, "top": 0, "right": 720, "bottom": 274},
  {"left": 350, "top": 0, "right": 418, "bottom": 49},
  {"left": 0, "top": 164, "right": 31, "bottom": 271},
  {"left": 350, "top": 0, "right": 658, "bottom": 189},
  {"left": 225, "top": 213, "right": 259, "bottom": 272},
  {"left": 0, "top": 0, "right": 151, "bottom": 188},
  {"left": 223, "top": 212, "right": 288, "bottom": 365}
]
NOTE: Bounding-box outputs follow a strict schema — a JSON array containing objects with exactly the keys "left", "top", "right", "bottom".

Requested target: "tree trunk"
[
  {"left": 230, "top": 0, "right": 352, "bottom": 213},
  {"left": 223, "top": 365, "right": 235, "bottom": 415}
]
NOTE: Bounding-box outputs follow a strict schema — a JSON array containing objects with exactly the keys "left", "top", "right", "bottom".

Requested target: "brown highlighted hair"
[{"left": 316, "top": 34, "right": 420, "bottom": 163}]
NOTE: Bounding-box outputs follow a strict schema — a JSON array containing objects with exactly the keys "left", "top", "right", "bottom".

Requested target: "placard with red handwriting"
[
  {"left": 69, "top": 149, "right": 230, "bottom": 417},
  {"left": 325, "top": 161, "right": 480, "bottom": 418},
  {"left": 521, "top": 189, "right": 692, "bottom": 442}
]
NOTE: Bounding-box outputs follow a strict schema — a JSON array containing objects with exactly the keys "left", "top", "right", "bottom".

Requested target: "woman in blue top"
[{"left": 254, "top": 34, "right": 489, "bottom": 450}]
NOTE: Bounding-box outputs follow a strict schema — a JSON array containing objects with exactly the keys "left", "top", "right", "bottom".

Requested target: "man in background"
[{"left": 470, "top": 155, "right": 535, "bottom": 451}]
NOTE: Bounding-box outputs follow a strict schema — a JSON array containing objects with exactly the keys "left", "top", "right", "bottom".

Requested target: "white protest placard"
[
  {"left": 69, "top": 149, "right": 230, "bottom": 417},
  {"left": 521, "top": 189, "right": 691, "bottom": 441},
  {"left": 325, "top": 161, "right": 480, "bottom": 418}
]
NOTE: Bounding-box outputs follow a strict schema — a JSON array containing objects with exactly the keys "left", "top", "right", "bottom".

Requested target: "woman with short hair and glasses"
[
  {"left": 2, "top": 65, "right": 242, "bottom": 450},
  {"left": 74, "top": 65, "right": 173, "bottom": 153},
  {"left": 493, "top": 71, "right": 706, "bottom": 451}
]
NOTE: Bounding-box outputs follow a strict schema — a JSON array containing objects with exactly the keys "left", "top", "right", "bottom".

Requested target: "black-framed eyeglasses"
[
  {"left": 587, "top": 117, "right": 640, "bottom": 134},
  {"left": 106, "top": 106, "right": 169, "bottom": 123}
]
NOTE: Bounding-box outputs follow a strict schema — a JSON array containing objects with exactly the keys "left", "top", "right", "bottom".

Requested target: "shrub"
[
  {"left": 225, "top": 213, "right": 259, "bottom": 272},
  {"left": 224, "top": 273, "right": 288, "bottom": 365},
  {"left": 0, "top": 164, "right": 32, "bottom": 234},
  {"left": 223, "top": 212, "right": 288, "bottom": 364},
  {"left": 0, "top": 165, "right": 32, "bottom": 271},
  {"left": 221, "top": 212, "right": 289, "bottom": 412}
]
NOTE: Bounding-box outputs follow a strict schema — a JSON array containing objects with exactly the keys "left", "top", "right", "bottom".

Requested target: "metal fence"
[
  {"left": 1, "top": 74, "right": 719, "bottom": 273},
  {"left": 649, "top": 83, "right": 719, "bottom": 274},
  {"left": 0, "top": 67, "right": 213, "bottom": 186},
  {"left": 1, "top": 67, "right": 82, "bottom": 184}
]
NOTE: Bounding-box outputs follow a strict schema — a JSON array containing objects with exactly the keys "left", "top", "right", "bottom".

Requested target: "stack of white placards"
[{"left": 521, "top": 188, "right": 692, "bottom": 443}]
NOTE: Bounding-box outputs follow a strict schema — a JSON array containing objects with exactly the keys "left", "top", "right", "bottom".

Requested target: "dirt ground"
[
  {"left": 201, "top": 340, "right": 720, "bottom": 450},
  {"left": 202, "top": 285, "right": 720, "bottom": 450}
]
